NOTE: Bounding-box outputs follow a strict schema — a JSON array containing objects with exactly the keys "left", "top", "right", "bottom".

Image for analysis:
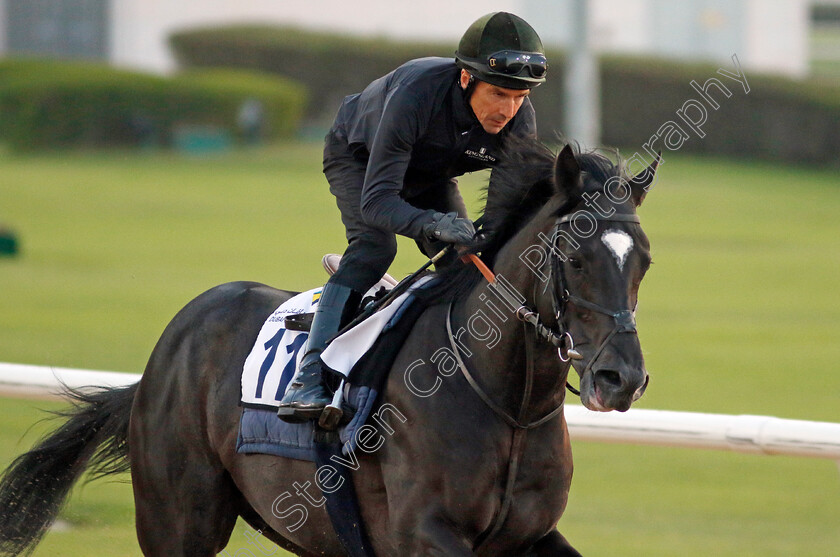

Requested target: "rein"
[
  {"left": 464, "top": 253, "right": 580, "bottom": 366},
  {"left": 462, "top": 252, "right": 580, "bottom": 397},
  {"left": 445, "top": 302, "right": 564, "bottom": 430},
  {"left": 445, "top": 302, "right": 557, "bottom": 551},
  {"left": 460, "top": 210, "right": 643, "bottom": 397},
  {"left": 452, "top": 209, "right": 642, "bottom": 551},
  {"left": 444, "top": 210, "right": 643, "bottom": 551}
]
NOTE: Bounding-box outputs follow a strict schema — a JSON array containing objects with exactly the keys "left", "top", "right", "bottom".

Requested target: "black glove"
[{"left": 422, "top": 212, "right": 476, "bottom": 245}]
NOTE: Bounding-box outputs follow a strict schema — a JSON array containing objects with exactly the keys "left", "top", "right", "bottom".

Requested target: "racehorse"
[{"left": 0, "top": 140, "right": 657, "bottom": 556}]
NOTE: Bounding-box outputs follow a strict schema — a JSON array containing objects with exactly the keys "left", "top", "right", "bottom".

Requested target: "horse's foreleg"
[{"left": 525, "top": 529, "right": 583, "bottom": 557}]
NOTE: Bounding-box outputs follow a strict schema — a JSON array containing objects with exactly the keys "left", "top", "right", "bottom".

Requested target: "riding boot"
[{"left": 277, "top": 283, "right": 362, "bottom": 423}]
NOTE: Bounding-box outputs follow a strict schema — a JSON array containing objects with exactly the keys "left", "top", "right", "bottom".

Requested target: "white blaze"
[{"left": 601, "top": 230, "right": 634, "bottom": 271}]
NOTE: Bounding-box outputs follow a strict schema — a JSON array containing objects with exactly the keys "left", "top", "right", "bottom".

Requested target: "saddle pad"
[
  {"left": 240, "top": 277, "right": 432, "bottom": 409},
  {"left": 240, "top": 288, "right": 321, "bottom": 409},
  {"left": 237, "top": 277, "right": 432, "bottom": 462},
  {"left": 236, "top": 384, "right": 380, "bottom": 462}
]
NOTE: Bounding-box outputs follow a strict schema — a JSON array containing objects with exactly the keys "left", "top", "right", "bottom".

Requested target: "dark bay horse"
[{"left": 0, "top": 141, "right": 657, "bottom": 556}]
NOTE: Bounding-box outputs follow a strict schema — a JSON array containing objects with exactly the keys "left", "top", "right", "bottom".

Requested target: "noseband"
[
  {"left": 446, "top": 209, "right": 644, "bottom": 550},
  {"left": 462, "top": 208, "right": 643, "bottom": 398}
]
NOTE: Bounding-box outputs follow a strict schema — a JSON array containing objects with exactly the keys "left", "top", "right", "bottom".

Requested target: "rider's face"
[{"left": 460, "top": 70, "right": 530, "bottom": 134}]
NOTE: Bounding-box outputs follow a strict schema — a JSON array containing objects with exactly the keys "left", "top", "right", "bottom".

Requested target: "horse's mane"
[{"left": 416, "top": 136, "right": 624, "bottom": 304}]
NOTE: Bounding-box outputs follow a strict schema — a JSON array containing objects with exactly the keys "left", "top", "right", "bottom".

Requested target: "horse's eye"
[{"left": 568, "top": 258, "right": 583, "bottom": 271}]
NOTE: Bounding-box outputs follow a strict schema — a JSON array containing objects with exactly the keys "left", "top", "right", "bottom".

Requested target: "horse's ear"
[
  {"left": 554, "top": 144, "right": 582, "bottom": 198},
  {"left": 629, "top": 152, "right": 660, "bottom": 207}
]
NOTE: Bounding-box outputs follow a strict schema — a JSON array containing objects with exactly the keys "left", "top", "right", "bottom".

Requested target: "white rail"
[
  {"left": 564, "top": 406, "right": 840, "bottom": 460},
  {"left": 0, "top": 362, "right": 142, "bottom": 398},
  {"left": 2, "top": 363, "right": 840, "bottom": 461}
]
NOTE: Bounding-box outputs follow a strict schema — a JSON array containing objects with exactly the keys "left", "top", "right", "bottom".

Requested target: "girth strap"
[
  {"left": 457, "top": 315, "right": 550, "bottom": 552},
  {"left": 444, "top": 297, "right": 567, "bottom": 549},
  {"left": 475, "top": 427, "right": 528, "bottom": 551}
]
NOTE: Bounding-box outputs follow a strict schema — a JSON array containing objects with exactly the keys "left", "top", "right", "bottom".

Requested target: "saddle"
[{"left": 283, "top": 254, "right": 399, "bottom": 332}]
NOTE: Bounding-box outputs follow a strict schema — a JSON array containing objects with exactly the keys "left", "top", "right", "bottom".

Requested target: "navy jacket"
[{"left": 330, "top": 57, "right": 537, "bottom": 238}]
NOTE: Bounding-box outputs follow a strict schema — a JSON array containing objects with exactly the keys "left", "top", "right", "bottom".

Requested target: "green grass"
[
  {"left": 1, "top": 143, "right": 839, "bottom": 556},
  {"left": 811, "top": 26, "right": 840, "bottom": 82}
]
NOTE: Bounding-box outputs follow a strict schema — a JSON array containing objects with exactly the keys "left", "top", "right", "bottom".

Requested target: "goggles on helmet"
[{"left": 487, "top": 51, "right": 547, "bottom": 79}]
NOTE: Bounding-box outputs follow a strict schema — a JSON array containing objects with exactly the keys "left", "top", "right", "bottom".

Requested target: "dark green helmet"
[{"left": 455, "top": 12, "right": 547, "bottom": 90}]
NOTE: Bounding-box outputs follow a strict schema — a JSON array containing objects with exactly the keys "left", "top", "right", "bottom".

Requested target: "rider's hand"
[{"left": 422, "top": 212, "right": 476, "bottom": 245}]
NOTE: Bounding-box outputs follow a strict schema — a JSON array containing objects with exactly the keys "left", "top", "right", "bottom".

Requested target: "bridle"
[
  {"left": 462, "top": 207, "right": 643, "bottom": 396},
  {"left": 448, "top": 206, "right": 645, "bottom": 552},
  {"left": 548, "top": 211, "right": 642, "bottom": 380}
]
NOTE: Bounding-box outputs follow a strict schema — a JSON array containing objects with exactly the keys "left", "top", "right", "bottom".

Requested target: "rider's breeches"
[{"left": 323, "top": 132, "right": 467, "bottom": 294}]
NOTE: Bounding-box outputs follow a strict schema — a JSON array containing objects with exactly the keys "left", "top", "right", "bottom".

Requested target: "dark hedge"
[
  {"left": 169, "top": 25, "right": 840, "bottom": 164},
  {"left": 0, "top": 59, "right": 307, "bottom": 150}
]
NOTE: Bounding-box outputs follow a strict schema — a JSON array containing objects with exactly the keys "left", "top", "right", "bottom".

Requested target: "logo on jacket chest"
[{"left": 464, "top": 146, "right": 496, "bottom": 164}]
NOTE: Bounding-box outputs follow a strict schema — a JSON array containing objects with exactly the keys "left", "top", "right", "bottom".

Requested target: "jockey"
[{"left": 277, "top": 12, "right": 547, "bottom": 423}]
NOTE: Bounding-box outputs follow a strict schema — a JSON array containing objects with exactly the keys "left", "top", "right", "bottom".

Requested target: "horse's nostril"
[
  {"left": 633, "top": 374, "right": 650, "bottom": 401},
  {"left": 595, "top": 369, "right": 622, "bottom": 389}
]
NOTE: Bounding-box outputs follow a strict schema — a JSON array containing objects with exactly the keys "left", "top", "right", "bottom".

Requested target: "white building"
[{"left": 0, "top": 0, "right": 816, "bottom": 77}]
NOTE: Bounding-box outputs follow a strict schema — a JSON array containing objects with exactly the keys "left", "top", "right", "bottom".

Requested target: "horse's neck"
[{"left": 456, "top": 216, "right": 570, "bottom": 421}]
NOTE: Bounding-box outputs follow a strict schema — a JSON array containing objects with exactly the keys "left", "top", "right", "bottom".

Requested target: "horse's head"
[
  {"left": 422, "top": 139, "right": 658, "bottom": 414},
  {"left": 542, "top": 145, "right": 658, "bottom": 412}
]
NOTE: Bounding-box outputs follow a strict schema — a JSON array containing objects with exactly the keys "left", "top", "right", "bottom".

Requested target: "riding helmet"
[{"left": 455, "top": 12, "right": 547, "bottom": 89}]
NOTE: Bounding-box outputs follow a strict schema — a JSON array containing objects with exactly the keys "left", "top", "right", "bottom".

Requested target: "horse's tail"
[{"left": 0, "top": 383, "right": 138, "bottom": 556}]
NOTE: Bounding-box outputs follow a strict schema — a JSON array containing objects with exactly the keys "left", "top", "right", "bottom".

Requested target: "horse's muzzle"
[{"left": 579, "top": 365, "right": 648, "bottom": 412}]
